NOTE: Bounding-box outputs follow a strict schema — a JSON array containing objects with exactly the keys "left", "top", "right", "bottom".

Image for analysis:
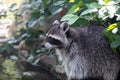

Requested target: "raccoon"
[{"left": 44, "top": 20, "right": 120, "bottom": 80}]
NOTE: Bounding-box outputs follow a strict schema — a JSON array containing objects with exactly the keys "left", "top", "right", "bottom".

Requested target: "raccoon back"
[{"left": 66, "top": 24, "right": 120, "bottom": 79}]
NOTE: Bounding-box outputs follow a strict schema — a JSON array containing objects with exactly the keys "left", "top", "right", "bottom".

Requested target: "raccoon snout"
[{"left": 44, "top": 42, "right": 54, "bottom": 49}]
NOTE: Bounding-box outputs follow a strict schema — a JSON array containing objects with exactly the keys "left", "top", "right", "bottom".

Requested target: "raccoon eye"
[{"left": 47, "top": 37, "right": 62, "bottom": 45}]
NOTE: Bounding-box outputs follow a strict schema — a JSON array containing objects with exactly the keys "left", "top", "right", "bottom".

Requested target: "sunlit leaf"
[
  {"left": 74, "top": 7, "right": 80, "bottom": 13},
  {"left": 107, "top": 23, "right": 117, "bottom": 31},
  {"left": 72, "top": 18, "right": 88, "bottom": 27},
  {"left": 69, "top": 0, "right": 75, "bottom": 3},
  {"left": 53, "top": 1, "right": 65, "bottom": 6},
  {"left": 33, "top": 58, "right": 40, "bottom": 65},
  {"left": 27, "top": 55, "right": 34, "bottom": 62},
  {"left": 61, "top": 14, "right": 79, "bottom": 25},
  {"left": 86, "top": 2, "right": 102, "bottom": 9},
  {"left": 67, "top": 1, "right": 83, "bottom": 14},
  {"left": 67, "top": 5, "right": 78, "bottom": 14},
  {"left": 80, "top": 8, "right": 98, "bottom": 16},
  {"left": 104, "top": 0, "right": 109, "bottom": 5}
]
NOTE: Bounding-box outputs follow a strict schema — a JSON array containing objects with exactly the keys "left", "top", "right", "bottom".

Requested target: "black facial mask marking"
[
  {"left": 65, "top": 31, "right": 71, "bottom": 38},
  {"left": 46, "top": 36, "right": 62, "bottom": 45}
]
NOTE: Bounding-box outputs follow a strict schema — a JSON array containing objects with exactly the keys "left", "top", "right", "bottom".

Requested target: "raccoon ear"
[
  {"left": 60, "top": 22, "right": 69, "bottom": 32},
  {"left": 52, "top": 20, "right": 60, "bottom": 25}
]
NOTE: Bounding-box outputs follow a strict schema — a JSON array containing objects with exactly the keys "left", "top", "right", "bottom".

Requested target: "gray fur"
[{"left": 44, "top": 20, "right": 120, "bottom": 80}]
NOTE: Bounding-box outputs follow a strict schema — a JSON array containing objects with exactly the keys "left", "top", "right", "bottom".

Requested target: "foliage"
[
  {"left": 0, "top": 0, "right": 18, "bottom": 19},
  {"left": 14, "top": 28, "right": 44, "bottom": 45},
  {"left": 0, "top": 59, "right": 21, "bottom": 80},
  {"left": 104, "top": 22, "right": 120, "bottom": 53},
  {"left": 0, "top": 0, "right": 69, "bottom": 63},
  {"left": 0, "top": 43, "right": 14, "bottom": 54},
  {"left": 61, "top": 0, "right": 120, "bottom": 53},
  {"left": 0, "top": 1, "right": 7, "bottom": 18},
  {"left": 61, "top": 0, "right": 120, "bottom": 26},
  {"left": 18, "top": 0, "right": 67, "bottom": 27}
]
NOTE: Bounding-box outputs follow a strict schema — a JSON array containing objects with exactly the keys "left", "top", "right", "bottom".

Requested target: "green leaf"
[
  {"left": 53, "top": 1, "right": 65, "bottom": 6},
  {"left": 116, "top": 22, "right": 120, "bottom": 31},
  {"left": 103, "top": 29, "right": 114, "bottom": 42},
  {"left": 115, "top": 0, "right": 120, "bottom": 2},
  {"left": 114, "top": 35, "right": 120, "bottom": 41},
  {"left": 5, "top": 44, "right": 14, "bottom": 54},
  {"left": 83, "top": 15, "right": 95, "bottom": 21},
  {"left": 29, "top": 0, "right": 33, "bottom": 3},
  {"left": 33, "top": 58, "right": 40, "bottom": 65},
  {"left": 67, "top": 1, "right": 83, "bottom": 14},
  {"left": 72, "top": 18, "right": 88, "bottom": 27},
  {"left": 42, "top": 0, "right": 47, "bottom": 5},
  {"left": 61, "top": 14, "right": 79, "bottom": 25},
  {"left": 0, "top": 43, "right": 14, "bottom": 53},
  {"left": 67, "top": 5, "right": 78, "bottom": 14},
  {"left": 86, "top": 2, "right": 102, "bottom": 9},
  {"left": 116, "top": 8, "right": 120, "bottom": 14},
  {"left": 116, "top": 8, "right": 120, "bottom": 20},
  {"left": 0, "top": 45, "right": 5, "bottom": 52},
  {"left": 27, "top": 55, "right": 34, "bottom": 63},
  {"left": 49, "top": 6, "right": 62, "bottom": 15},
  {"left": 116, "top": 15, "right": 120, "bottom": 21},
  {"left": 111, "top": 41, "right": 120, "bottom": 48},
  {"left": 80, "top": 8, "right": 98, "bottom": 16},
  {"left": 52, "top": 8, "right": 63, "bottom": 15}
]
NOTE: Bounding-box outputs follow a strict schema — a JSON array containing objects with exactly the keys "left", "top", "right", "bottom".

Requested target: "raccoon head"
[{"left": 44, "top": 20, "right": 70, "bottom": 49}]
